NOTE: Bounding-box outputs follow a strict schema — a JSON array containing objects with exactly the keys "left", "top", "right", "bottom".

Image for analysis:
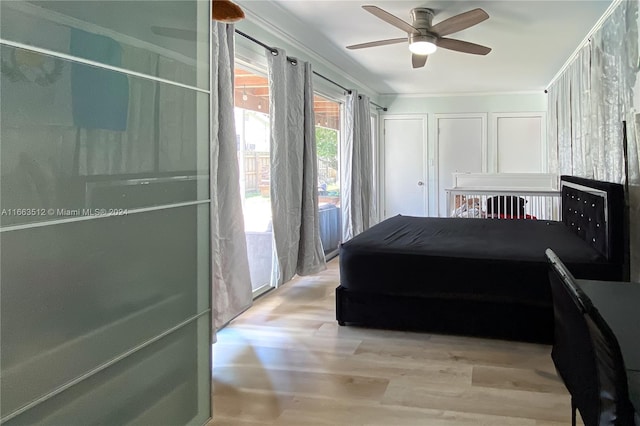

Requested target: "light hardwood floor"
[{"left": 210, "top": 257, "right": 581, "bottom": 426}]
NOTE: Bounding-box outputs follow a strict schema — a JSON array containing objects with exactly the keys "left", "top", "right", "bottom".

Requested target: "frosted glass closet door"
[{"left": 0, "top": 1, "right": 211, "bottom": 425}]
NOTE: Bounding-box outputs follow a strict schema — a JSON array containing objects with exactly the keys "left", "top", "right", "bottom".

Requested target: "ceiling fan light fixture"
[
  {"left": 409, "top": 41, "right": 437, "bottom": 55},
  {"left": 408, "top": 34, "right": 437, "bottom": 55}
]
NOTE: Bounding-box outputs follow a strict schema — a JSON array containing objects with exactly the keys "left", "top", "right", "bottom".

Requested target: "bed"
[{"left": 336, "top": 175, "right": 628, "bottom": 344}]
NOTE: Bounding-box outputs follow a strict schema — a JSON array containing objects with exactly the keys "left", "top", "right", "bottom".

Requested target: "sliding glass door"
[
  {"left": 234, "top": 66, "right": 273, "bottom": 296},
  {"left": 314, "top": 94, "right": 342, "bottom": 257},
  {"left": 233, "top": 62, "right": 345, "bottom": 291}
]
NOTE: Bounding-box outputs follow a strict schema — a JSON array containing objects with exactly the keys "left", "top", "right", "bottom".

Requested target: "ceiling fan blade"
[
  {"left": 151, "top": 26, "right": 196, "bottom": 41},
  {"left": 362, "top": 5, "right": 418, "bottom": 34},
  {"left": 412, "top": 53, "right": 428, "bottom": 69},
  {"left": 431, "top": 8, "right": 489, "bottom": 37},
  {"left": 346, "top": 37, "right": 407, "bottom": 50},
  {"left": 437, "top": 38, "right": 491, "bottom": 55}
]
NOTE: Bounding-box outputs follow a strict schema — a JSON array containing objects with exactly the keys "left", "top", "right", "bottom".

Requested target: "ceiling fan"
[{"left": 346, "top": 5, "right": 492, "bottom": 69}]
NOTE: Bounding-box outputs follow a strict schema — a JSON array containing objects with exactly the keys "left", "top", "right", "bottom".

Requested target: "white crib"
[{"left": 446, "top": 173, "right": 561, "bottom": 220}]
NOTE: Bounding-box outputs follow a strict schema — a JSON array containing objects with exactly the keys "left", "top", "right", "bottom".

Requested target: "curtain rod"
[
  {"left": 234, "top": 29, "right": 387, "bottom": 112},
  {"left": 366, "top": 99, "right": 387, "bottom": 112}
]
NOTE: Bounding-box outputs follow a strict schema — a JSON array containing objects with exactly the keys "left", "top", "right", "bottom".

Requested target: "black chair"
[{"left": 545, "top": 248, "right": 638, "bottom": 426}]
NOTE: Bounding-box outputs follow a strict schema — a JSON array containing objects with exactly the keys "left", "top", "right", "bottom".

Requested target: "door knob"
[{"left": 417, "top": 181, "right": 424, "bottom": 186}]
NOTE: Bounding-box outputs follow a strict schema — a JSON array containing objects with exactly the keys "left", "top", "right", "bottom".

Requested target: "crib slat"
[{"left": 447, "top": 189, "right": 560, "bottom": 220}]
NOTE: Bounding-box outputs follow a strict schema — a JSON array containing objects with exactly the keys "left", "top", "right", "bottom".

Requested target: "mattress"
[{"left": 339, "top": 214, "right": 613, "bottom": 302}]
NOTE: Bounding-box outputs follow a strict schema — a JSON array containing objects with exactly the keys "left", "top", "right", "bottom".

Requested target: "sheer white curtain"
[
  {"left": 211, "top": 22, "right": 252, "bottom": 332},
  {"left": 267, "top": 48, "right": 326, "bottom": 287},
  {"left": 547, "top": 0, "right": 639, "bottom": 279},
  {"left": 341, "top": 91, "right": 375, "bottom": 241},
  {"left": 589, "top": 0, "right": 639, "bottom": 183},
  {"left": 548, "top": 1, "right": 638, "bottom": 181}
]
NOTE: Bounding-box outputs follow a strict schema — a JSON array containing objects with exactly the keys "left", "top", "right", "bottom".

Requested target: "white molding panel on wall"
[
  {"left": 434, "top": 113, "right": 488, "bottom": 217},
  {"left": 490, "top": 112, "right": 547, "bottom": 173}
]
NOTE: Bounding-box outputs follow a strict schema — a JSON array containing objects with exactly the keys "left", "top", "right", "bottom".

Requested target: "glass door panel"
[
  {"left": 234, "top": 67, "right": 272, "bottom": 296},
  {"left": 314, "top": 94, "right": 341, "bottom": 257}
]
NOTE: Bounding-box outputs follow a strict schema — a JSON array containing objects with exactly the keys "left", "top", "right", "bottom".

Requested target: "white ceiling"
[{"left": 237, "top": 0, "right": 613, "bottom": 96}]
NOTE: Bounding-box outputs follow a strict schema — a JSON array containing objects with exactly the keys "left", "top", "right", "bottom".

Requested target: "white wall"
[
  {"left": 381, "top": 93, "right": 546, "bottom": 113},
  {"left": 380, "top": 93, "right": 547, "bottom": 215}
]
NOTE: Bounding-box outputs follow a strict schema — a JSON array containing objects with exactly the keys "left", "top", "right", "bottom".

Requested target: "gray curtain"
[
  {"left": 342, "top": 90, "right": 375, "bottom": 241},
  {"left": 267, "top": 48, "right": 326, "bottom": 287},
  {"left": 211, "top": 22, "right": 252, "bottom": 332},
  {"left": 546, "top": 0, "right": 640, "bottom": 280}
]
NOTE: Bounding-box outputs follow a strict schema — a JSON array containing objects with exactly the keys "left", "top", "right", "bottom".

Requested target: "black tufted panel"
[
  {"left": 560, "top": 175, "right": 626, "bottom": 265},
  {"left": 562, "top": 186, "right": 607, "bottom": 257}
]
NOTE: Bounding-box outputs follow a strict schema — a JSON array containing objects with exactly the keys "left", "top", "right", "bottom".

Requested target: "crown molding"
[
  {"left": 381, "top": 90, "right": 544, "bottom": 99},
  {"left": 545, "top": 0, "right": 622, "bottom": 90}
]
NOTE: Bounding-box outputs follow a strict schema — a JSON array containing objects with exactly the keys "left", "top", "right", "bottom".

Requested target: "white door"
[
  {"left": 436, "top": 114, "right": 486, "bottom": 217},
  {"left": 382, "top": 116, "right": 427, "bottom": 219}
]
